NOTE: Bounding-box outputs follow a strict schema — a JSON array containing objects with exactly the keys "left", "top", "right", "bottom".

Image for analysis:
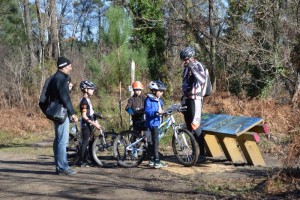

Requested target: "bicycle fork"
[{"left": 173, "top": 126, "right": 189, "bottom": 150}]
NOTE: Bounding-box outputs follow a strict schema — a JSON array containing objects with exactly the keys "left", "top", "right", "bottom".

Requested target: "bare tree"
[
  {"left": 49, "top": 0, "right": 59, "bottom": 59},
  {"left": 23, "top": 0, "right": 37, "bottom": 69}
]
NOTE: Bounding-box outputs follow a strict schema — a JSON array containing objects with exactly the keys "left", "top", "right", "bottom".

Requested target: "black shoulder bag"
[{"left": 45, "top": 101, "right": 68, "bottom": 123}]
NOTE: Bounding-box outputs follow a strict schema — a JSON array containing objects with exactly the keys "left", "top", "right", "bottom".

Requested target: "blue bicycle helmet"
[{"left": 80, "top": 80, "right": 96, "bottom": 90}]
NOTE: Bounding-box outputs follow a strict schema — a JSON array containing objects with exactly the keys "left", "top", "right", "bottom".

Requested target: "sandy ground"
[{"left": 0, "top": 148, "right": 284, "bottom": 200}]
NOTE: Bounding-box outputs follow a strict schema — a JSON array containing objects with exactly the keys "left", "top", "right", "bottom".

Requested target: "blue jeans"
[{"left": 53, "top": 117, "right": 70, "bottom": 171}]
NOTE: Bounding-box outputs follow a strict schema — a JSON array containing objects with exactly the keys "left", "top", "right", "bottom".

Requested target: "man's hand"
[{"left": 71, "top": 114, "right": 78, "bottom": 122}]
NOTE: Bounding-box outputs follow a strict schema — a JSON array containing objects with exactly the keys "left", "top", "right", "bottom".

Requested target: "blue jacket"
[{"left": 144, "top": 94, "right": 164, "bottom": 128}]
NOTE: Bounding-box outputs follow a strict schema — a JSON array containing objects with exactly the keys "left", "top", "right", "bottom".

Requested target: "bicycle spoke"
[
  {"left": 113, "top": 131, "right": 146, "bottom": 168},
  {"left": 172, "top": 128, "right": 199, "bottom": 167},
  {"left": 92, "top": 133, "right": 117, "bottom": 167}
]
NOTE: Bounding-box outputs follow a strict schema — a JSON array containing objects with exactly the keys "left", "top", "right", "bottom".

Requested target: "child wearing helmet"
[
  {"left": 79, "top": 80, "right": 101, "bottom": 167},
  {"left": 144, "top": 80, "right": 168, "bottom": 169},
  {"left": 125, "top": 81, "right": 146, "bottom": 130}
]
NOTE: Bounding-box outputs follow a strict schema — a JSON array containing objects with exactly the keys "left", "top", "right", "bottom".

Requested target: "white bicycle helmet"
[{"left": 148, "top": 80, "right": 167, "bottom": 91}]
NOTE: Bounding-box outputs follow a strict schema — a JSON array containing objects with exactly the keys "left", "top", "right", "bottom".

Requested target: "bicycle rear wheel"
[
  {"left": 172, "top": 128, "right": 199, "bottom": 167},
  {"left": 92, "top": 132, "right": 117, "bottom": 167},
  {"left": 113, "top": 130, "right": 146, "bottom": 168},
  {"left": 67, "top": 134, "right": 80, "bottom": 166}
]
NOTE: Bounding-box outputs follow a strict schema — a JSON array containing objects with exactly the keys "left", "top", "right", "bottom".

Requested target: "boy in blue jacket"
[{"left": 144, "top": 80, "right": 167, "bottom": 169}]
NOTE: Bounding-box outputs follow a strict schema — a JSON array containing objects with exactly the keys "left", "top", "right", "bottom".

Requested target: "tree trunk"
[
  {"left": 209, "top": 0, "right": 216, "bottom": 92},
  {"left": 35, "top": 0, "right": 47, "bottom": 91},
  {"left": 23, "top": 0, "right": 36, "bottom": 69},
  {"left": 49, "top": 0, "right": 59, "bottom": 59},
  {"left": 292, "top": 72, "right": 300, "bottom": 108}
]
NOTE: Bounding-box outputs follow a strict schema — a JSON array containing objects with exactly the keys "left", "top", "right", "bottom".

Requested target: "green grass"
[{"left": 0, "top": 130, "right": 53, "bottom": 156}]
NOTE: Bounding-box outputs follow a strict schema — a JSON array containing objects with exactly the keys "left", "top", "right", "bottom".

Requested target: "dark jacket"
[
  {"left": 125, "top": 94, "right": 146, "bottom": 112},
  {"left": 47, "top": 70, "right": 75, "bottom": 116},
  {"left": 125, "top": 94, "right": 146, "bottom": 121}
]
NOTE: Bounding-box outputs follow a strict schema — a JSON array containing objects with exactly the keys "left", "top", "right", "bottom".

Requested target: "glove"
[
  {"left": 187, "top": 62, "right": 195, "bottom": 70},
  {"left": 127, "top": 108, "right": 134, "bottom": 115}
]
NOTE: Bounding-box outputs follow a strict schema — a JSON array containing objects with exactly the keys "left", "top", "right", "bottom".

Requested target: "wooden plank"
[
  {"left": 249, "top": 124, "right": 269, "bottom": 134},
  {"left": 201, "top": 113, "right": 263, "bottom": 136},
  {"left": 237, "top": 132, "right": 260, "bottom": 142},
  {"left": 218, "top": 136, "right": 245, "bottom": 163},
  {"left": 204, "top": 134, "right": 224, "bottom": 158},
  {"left": 238, "top": 140, "right": 266, "bottom": 166}
]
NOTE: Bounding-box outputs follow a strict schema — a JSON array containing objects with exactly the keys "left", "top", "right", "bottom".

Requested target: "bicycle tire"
[
  {"left": 113, "top": 130, "right": 146, "bottom": 168},
  {"left": 67, "top": 134, "right": 81, "bottom": 166},
  {"left": 92, "top": 132, "right": 117, "bottom": 167},
  {"left": 172, "top": 128, "right": 200, "bottom": 167}
]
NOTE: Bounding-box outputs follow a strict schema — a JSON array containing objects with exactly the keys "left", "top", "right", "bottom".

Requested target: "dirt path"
[{"left": 0, "top": 148, "right": 285, "bottom": 200}]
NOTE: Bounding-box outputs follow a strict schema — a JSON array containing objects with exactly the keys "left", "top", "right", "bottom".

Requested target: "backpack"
[
  {"left": 39, "top": 75, "right": 53, "bottom": 114},
  {"left": 202, "top": 67, "right": 212, "bottom": 97}
]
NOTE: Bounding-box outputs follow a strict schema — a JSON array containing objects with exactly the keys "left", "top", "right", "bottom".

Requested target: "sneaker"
[
  {"left": 148, "top": 157, "right": 154, "bottom": 167},
  {"left": 148, "top": 160, "right": 154, "bottom": 167},
  {"left": 80, "top": 162, "right": 91, "bottom": 168},
  {"left": 56, "top": 168, "right": 77, "bottom": 176},
  {"left": 154, "top": 161, "right": 168, "bottom": 169}
]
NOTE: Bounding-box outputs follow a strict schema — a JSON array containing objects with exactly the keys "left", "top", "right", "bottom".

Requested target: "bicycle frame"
[
  {"left": 125, "top": 111, "right": 189, "bottom": 152},
  {"left": 160, "top": 114, "right": 189, "bottom": 149}
]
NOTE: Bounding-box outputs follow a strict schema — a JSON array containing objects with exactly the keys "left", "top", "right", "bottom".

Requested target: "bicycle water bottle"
[
  {"left": 132, "top": 148, "right": 138, "bottom": 158},
  {"left": 71, "top": 123, "right": 77, "bottom": 135},
  {"left": 158, "top": 129, "right": 165, "bottom": 141}
]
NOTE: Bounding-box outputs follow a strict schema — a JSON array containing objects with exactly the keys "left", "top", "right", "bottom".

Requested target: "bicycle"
[
  {"left": 67, "top": 113, "right": 118, "bottom": 167},
  {"left": 113, "top": 103, "right": 200, "bottom": 168}
]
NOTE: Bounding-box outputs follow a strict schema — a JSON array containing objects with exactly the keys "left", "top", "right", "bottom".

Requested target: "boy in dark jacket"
[{"left": 125, "top": 81, "right": 146, "bottom": 130}]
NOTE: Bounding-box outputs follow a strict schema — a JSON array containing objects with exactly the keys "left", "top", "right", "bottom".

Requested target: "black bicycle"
[{"left": 67, "top": 113, "right": 118, "bottom": 167}]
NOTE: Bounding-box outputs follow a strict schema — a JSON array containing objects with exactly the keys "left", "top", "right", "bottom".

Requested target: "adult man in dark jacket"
[{"left": 48, "top": 56, "right": 78, "bottom": 175}]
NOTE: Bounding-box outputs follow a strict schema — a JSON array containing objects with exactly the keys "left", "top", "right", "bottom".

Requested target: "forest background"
[{"left": 0, "top": 0, "right": 300, "bottom": 180}]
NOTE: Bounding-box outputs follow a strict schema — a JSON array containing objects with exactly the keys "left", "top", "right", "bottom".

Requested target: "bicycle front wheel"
[
  {"left": 92, "top": 132, "right": 117, "bottom": 167},
  {"left": 172, "top": 128, "right": 199, "bottom": 167},
  {"left": 113, "top": 131, "right": 146, "bottom": 168}
]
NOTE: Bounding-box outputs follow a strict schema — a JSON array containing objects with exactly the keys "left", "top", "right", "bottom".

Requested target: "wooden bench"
[{"left": 201, "top": 113, "right": 268, "bottom": 166}]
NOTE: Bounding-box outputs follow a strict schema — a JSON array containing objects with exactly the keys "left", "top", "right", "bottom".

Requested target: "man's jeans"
[{"left": 53, "top": 117, "right": 70, "bottom": 171}]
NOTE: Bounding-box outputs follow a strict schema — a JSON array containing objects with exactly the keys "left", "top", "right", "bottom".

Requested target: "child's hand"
[
  {"left": 94, "top": 121, "right": 101, "bottom": 130},
  {"left": 127, "top": 108, "right": 134, "bottom": 115},
  {"left": 157, "top": 109, "right": 164, "bottom": 115},
  {"left": 94, "top": 123, "right": 101, "bottom": 130}
]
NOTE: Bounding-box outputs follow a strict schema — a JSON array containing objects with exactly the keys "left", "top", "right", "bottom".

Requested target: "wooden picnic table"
[{"left": 201, "top": 113, "right": 268, "bottom": 166}]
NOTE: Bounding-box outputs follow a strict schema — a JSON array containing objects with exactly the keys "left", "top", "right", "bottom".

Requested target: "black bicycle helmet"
[
  {"left": 179, "top": 46, "right": 195, "bottom": 60},
  {"left": 148, "top": 80, "right": 167, "bottom": 91},
  {"left": 80, "top": 80, "right": 96, "bottom": 90}
]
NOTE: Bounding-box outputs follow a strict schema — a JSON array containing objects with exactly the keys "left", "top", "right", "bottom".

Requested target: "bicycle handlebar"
[
  {"left": 93, "top": 112, "right": 105, "bottom": 120},
  {"left": 162, "top": 104, "right": 187, "bottom": 116}
]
